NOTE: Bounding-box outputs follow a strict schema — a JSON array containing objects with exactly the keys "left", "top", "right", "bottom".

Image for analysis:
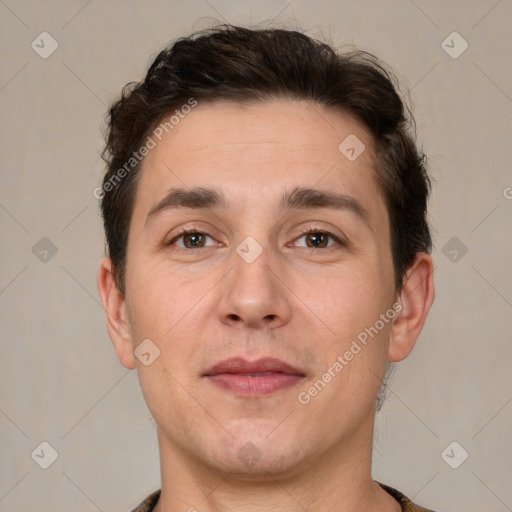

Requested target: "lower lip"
[{"left": 206, "top": 373, "right": 304, "bottom": 396}]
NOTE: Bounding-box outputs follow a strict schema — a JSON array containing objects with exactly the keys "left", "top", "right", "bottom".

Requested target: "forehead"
[
  {"left": 149, "top": 98, "right": 370, "bottom": 162},
  {"left": 133, "top": 98, "right": 386, "bottom": 223}
]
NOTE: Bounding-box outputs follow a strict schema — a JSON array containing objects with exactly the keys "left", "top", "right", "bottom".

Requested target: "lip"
[{"left": 203, "top": 357, "right": 306, "bottom": 397}]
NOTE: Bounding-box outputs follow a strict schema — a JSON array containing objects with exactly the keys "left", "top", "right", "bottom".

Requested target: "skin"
[{"left": 98, "top": 98, "right": 434, "bottom": 512}]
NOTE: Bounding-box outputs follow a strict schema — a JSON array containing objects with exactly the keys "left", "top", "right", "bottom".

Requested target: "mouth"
[{"left": 203, "top": 357, "right": 306, "bottom": 397}]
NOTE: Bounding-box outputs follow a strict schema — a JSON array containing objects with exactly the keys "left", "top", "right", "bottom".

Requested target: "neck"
[{"left": 153, "top": 417, "right": 400, "bottom": 512}]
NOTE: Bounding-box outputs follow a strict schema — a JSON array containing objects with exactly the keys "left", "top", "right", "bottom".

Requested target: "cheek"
[
  {"left": 125, "top": 267, "right": 210, "bottom": 372},
  {"left": 125, "top": 260, "right": 192, "bottom": 333},
  {"left": 297, "top": 263, "right": 390, "bottom": 336},
  {"left": 293, "top": 265, "right": 394, "bottom": 409}
]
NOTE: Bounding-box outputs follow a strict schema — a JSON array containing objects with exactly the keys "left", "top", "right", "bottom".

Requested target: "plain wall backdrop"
[{"left": 1, "top": 1, "right": 511, "bottom": 511}]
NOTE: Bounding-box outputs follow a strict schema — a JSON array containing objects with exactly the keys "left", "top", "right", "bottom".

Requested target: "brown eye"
[
  {"left": 305, "top": 232, "right": 329, "bottom": 248},
  {"left": 168, "top": 230, "right": 215, "bottom": 249},
  {"left": 295, "top": 230, "right": 341, "bottom": 249},
  {"left": 182, "top": 232, "right": 206, "bottom": 248}
]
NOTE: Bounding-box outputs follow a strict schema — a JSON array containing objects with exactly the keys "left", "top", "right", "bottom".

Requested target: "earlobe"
[
  {"left": 97, "top": 257, "right": 136, "bottom": 369},
  {"left": 388, "top": 253, "right": 435, "bottom": 362}
]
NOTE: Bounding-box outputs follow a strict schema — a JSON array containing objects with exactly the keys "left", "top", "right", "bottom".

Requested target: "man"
[{"left": 97, "top": 24, "right": 436, "bottom": 512}]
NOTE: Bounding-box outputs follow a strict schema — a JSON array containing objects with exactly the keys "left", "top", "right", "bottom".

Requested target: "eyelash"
[{"left": 167, "top": 227, "right": 344, "bottom": 250}]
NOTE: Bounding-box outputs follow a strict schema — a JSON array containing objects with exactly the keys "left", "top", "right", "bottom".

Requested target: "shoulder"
[
  {"left": 377, "top": 482, "right": 439, "bottom": 512},
  {"left": 129, "top": 489, "right": 161, "bottom": 512}
]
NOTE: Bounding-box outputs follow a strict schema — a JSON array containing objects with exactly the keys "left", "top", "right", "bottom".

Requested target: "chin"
[
  {"left": 202, "top": 421, "right": 311, "bottom": 478},
  {"left": 210, "top": 447, "right": 306, "bottom": 480}
]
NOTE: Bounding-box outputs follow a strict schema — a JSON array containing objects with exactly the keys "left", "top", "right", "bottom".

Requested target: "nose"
[{"left": 217, "top": 242, "right": 292, "bottom": 330}]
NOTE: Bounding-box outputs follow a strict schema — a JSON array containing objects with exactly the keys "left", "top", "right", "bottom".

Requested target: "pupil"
[
  {"left": 308, "top": 233, "right": 326, "bottom": 248},
  {"left": 186, "top": 233, "right": 204, "bottom": 247}
]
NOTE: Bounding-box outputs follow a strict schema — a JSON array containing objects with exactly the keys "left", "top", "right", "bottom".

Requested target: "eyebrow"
[{"left": 146, "top": 185, "right": 370, "bottom": 226}]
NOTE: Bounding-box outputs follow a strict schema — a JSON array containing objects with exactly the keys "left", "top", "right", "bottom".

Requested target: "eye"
[
  {"left": 167, "top": 228, "right": 343, "bottom": 250},
  {"left": 168, "top": 229, "right": 217, "bottom": 249},
  {"left": 293, "top": 228, "right": 343, "bottom": 249}
]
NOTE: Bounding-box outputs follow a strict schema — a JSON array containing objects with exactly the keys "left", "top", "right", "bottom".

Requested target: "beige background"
[{"left": 1, "top": 1, "right": 511, "bottom": 511}]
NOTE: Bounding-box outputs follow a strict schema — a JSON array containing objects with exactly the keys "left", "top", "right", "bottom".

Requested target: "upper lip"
[{"left": 203, "top": 357, "right": 305, "bottom": 377}]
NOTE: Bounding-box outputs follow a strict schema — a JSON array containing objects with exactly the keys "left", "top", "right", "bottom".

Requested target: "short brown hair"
[{"left": 100, "top": 24, "right": 432, "bottom": 295}]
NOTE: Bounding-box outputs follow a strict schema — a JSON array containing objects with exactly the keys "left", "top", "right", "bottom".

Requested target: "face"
[{"left": 110, "top": 98, "right": 402, "bottom": 475}]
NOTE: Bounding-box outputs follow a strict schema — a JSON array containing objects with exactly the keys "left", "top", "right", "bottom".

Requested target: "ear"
[
  {"left": 388, "top": 253, "right": 435, "bottom": 362},
  {"left": 97, "top": 257, "right": 136, "bottom": 369}
]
